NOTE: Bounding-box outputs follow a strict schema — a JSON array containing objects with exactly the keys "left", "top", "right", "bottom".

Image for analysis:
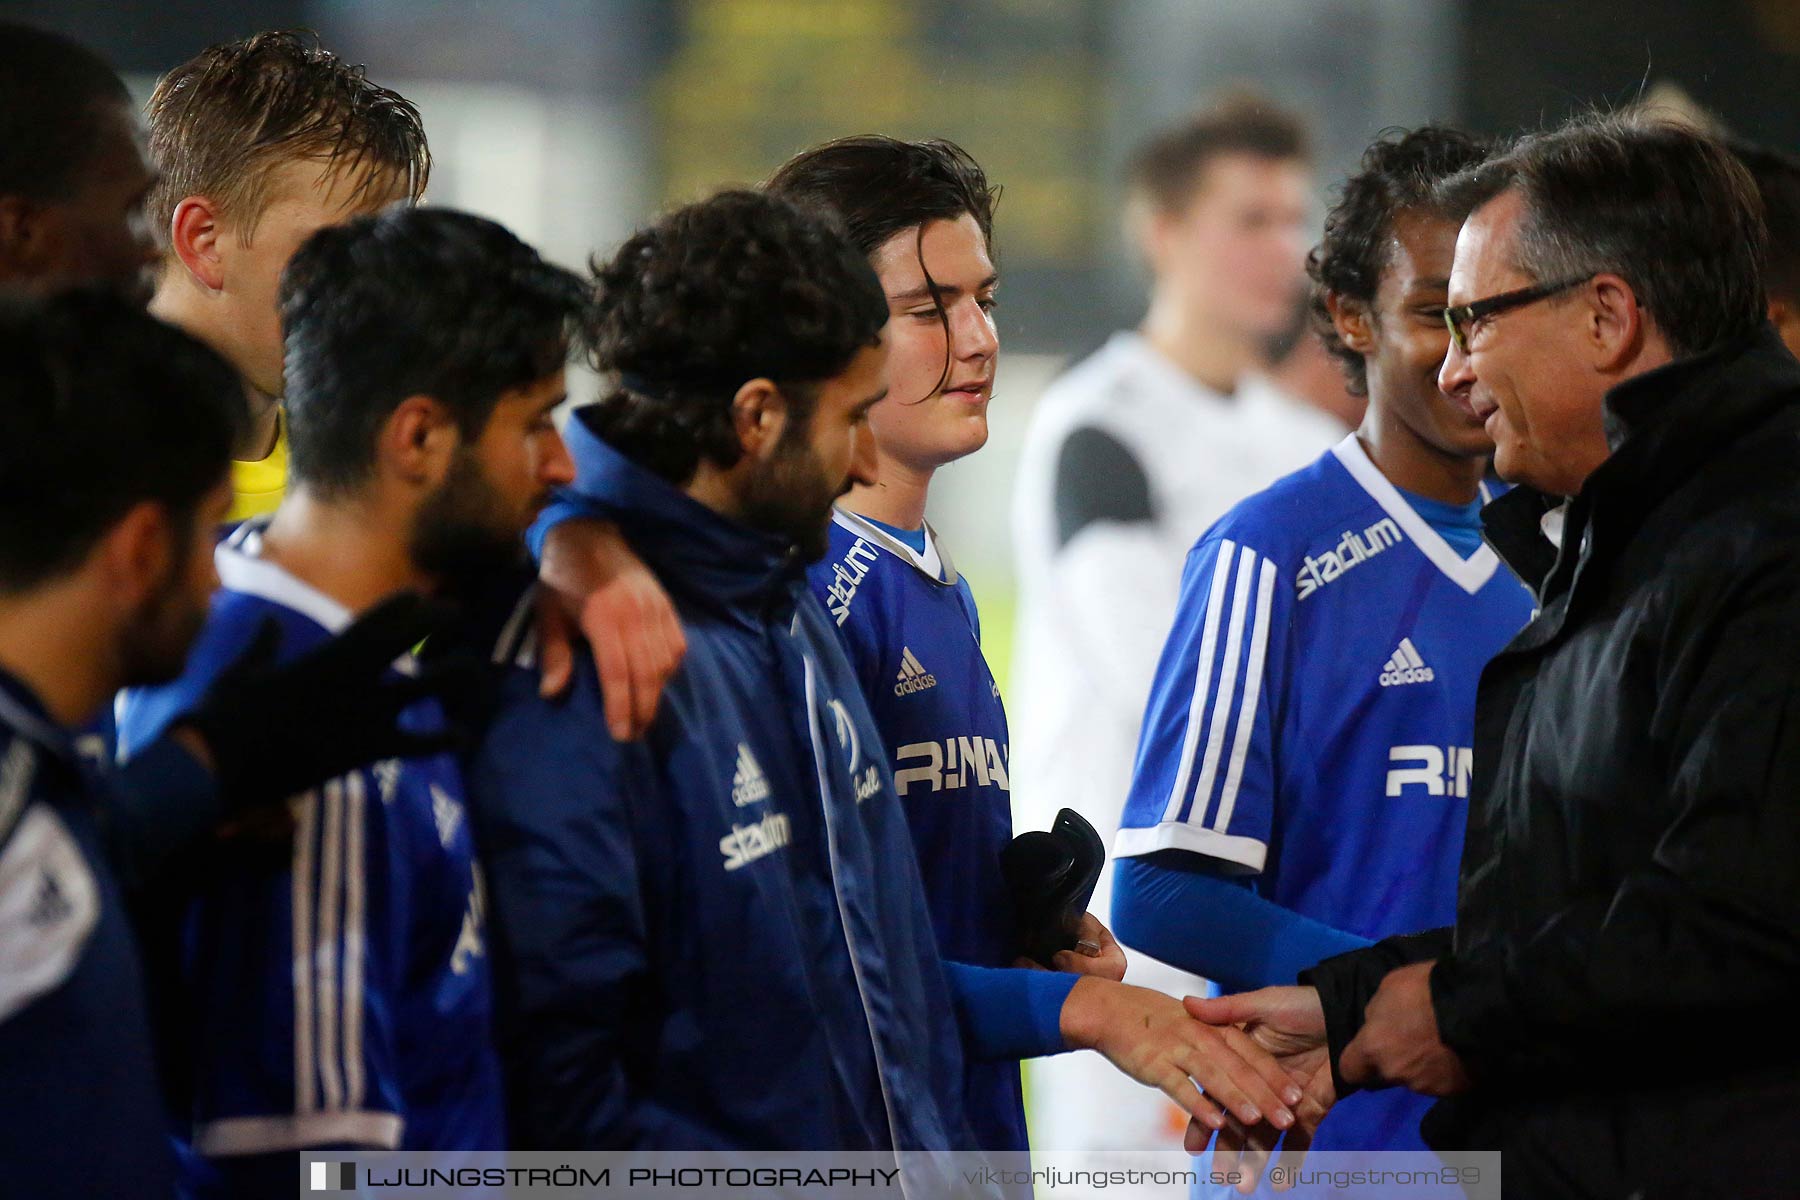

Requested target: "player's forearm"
[
  {"left": 1111, "top": 855, "right": 1370, "bottom": 993},
  {"left": 941, "top": 961, "right": 1077, "bottom": 1061}
]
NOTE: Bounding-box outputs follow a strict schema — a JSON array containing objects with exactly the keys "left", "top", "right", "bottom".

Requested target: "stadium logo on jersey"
[
  {"left": 731, "top": 743, "right": 772, "bottom": 806},
  {"left": 893, "top": 646, "right": 938, "bottom": 695},
  {"left": 1295, "top": 518, "right": 1404, "bottom": 600},
  {"left": 824, "top": 539, "right": 881, "bottom": 626},
  {"left": 720, "top": 811, "right": 793, "bottom": 871},
  {"left": 1386, "top": 745, "right": 1472, "bottom": 798},
  {"left": 893, "top": 737, "right": 1010, "bottom": 796},
  {"left": 1378, "top": 638, "right": 1436, "bottom": 687}
]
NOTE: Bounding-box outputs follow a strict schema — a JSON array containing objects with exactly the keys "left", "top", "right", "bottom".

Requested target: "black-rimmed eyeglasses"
[{"left": 1442, "top": 275, "right": 1592, "bottom": 353}]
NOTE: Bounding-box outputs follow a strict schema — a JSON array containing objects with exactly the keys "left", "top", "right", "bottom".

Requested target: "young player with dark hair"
[
  {"left": 0, "top": 289, "right": 459, "bottom": 1198},
  {"left": 475, "top": 191, "right": 1303, "bottom": 1182},
  {"left": 0, "top": 22, "right": 158, "bottom": 296},
  {"left": 1109, "top": 127, "right": 1537, "bottom": 1183},
  {"left": 118, "top": 206, "right": 590, "bottom": 1195},
  {"left": 766, "top": 135, "right": 1125, "bottom": 1158}
]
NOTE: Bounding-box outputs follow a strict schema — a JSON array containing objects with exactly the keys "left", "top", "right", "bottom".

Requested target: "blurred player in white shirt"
[{"left": 1011, "top": 94, "right": 1344, "bottom": 1157}]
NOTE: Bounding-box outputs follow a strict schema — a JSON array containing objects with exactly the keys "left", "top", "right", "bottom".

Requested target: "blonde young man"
[
  {"left": 145, "top": 31, "right": 429, "bottom": 523},
  {"left": 145, "top": 31, "right": 682, "bottom": 737}
]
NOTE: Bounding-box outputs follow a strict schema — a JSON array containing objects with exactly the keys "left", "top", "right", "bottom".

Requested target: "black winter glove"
[{"left": 180, "top": 591, "right": 489, "bottom": 810}]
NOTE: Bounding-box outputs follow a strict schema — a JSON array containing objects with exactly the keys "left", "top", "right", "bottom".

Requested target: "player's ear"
[
  {"left": 97, "top": 500, "right": 179, "bottom": 610},
  {"left": 731, "top": 378, "right": 788, "bottom": 462},
  {"left": 380, "top": 394, "right": 461, "bottom": 487},
  {"left": 168, "top": 196, "right": 225, "bottom": 292},
  {"left": 0, "top": 194, "right": 61, "bottom": 279},
  {"left": 1769, "top": 296, "right": 1800, "bottom": 358},
  {"left": 1326, "top": 290, "right": 1376, "bottom": 355},
  {"left": 1586, "top": 273, "right": 1643, "bottom": 371}
]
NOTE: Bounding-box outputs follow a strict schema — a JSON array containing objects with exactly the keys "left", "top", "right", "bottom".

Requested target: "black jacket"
[{"left": 1302, "top": 326, "right": 1800, "bottom": 1198}]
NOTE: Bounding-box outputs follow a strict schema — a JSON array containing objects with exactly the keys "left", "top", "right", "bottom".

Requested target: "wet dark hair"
[
  {"left": 0, "top": 22, "right": 131, "bottom": 203},
  {"left": 1730, "top": 138, "right": 1800, "bottom": 307},
  {"left": 1308, "top": 125, "right": 1495, "bottom": 395},
  {"left": 583, "top": 189, "right": 888, "bottom": 484},
  {"left": 278, "top": 206, "right": 590, "bottom": 494},
  {"left": 1437, "top": 113, "right": 1766, "bottom": 360},
  {"left": 0, "top": 287, "right": 242, "bottom": 590},
  {"left": 766, "top": 135, "right": 998, "bottom": 399}
]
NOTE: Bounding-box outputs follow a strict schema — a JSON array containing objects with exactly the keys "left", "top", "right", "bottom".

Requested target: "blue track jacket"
[{"left": 470, "top": 418, "right": 986, "bottom": 1169}]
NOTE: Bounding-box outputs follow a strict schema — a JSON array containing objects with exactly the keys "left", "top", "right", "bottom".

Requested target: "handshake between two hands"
[{"left": 1066, "top": 959, "right": 1470, "bottom": 1195}]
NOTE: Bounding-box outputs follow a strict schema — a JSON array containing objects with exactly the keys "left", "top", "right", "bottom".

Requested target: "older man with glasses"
[{"left": 1189, "top": 113, "right": 1800, "bottom": 1198}]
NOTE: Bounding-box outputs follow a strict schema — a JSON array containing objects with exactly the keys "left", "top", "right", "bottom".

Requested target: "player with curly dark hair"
[
  {"left": 472, "top": 188, "right": 1304, "bottom": 1167},
  {"left": 1110, "top": 126, "right": 1539, "bottom": 1183},
  {"left": 579, "top": 187, "right": 888, "bottom": 540}
]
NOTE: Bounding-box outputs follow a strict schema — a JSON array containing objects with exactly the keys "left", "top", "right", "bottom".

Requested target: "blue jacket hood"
[{"left": 545, "top": 411, "right": 807, "bottom": 631}]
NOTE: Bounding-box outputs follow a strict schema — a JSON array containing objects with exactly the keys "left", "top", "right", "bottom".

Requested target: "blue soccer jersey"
[
  {"left": 116, "top": 529, "right": 503, "bottom": 1190},
  {"left": 808, "top": 508, "right": 1026, "bottom": 1153},
  {"left": 1117, "top": 436, "right": 1535, "bottom": 1155}
]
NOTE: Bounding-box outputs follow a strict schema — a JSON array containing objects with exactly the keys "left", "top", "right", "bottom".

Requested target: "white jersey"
[{"left": 1010, "top": 329, "right": 1344, "bottom": 1157}]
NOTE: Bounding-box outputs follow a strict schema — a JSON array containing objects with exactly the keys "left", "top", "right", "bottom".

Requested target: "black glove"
[
  {"left": 180, "top": 591, "right": 490, "bottom": 810},
  {"left": 1002, "top": 807, "right": 1106, "bottom": 968}
]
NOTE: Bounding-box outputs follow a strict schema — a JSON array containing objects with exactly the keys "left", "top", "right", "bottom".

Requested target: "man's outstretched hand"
[
  {"left": 1060, "top": 977, "right": 1304, "bottom": 1139},
  {"left": 535, "top": 517, "right": 685, "bottom": 740},
  {"left": 180, "top": 592, "right": 483, "bottom": 810},
  {"left": 1184, "top": 987, "right": 1335, "bottom": 1194},
  {"left": 1339, "top": 961, "right": 1471, "bottom": 1096}
]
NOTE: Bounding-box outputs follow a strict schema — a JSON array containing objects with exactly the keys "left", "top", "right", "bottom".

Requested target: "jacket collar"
[
  {"left": 1480, "top": 485, "right": 1562, "bottom": 597},
  {"left": 1590, "top": 323, "right": 1800, "bottom": 518},
  {"left": 563, "top": 410, "right": 808, "bottom": 631}
]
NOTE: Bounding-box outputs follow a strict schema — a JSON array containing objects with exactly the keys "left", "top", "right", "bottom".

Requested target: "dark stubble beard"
[
  {"left": 409, "top": 451, "right": 534, "bottom": 596},
  {"left": 736, "top": 426, "right": 848, "bottom": 564},
  {"left": 119, "top": 535, "right": 212, "bottom": 688}
]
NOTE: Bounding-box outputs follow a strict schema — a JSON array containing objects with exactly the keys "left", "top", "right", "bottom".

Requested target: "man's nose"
[{"left": 1440, "top": 337, "right": 1475, "bottom": 398}]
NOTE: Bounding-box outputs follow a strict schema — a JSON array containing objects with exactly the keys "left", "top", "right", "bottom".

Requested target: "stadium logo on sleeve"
[
  {"left": 893, "top": 647, "right": 938, "bottom": 695},
  {"left": 1295, "top": 518, "right": 1404, "bottom": 600}
]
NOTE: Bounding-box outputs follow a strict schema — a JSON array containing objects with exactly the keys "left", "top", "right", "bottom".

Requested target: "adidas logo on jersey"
[
  {"left": 893, "top": 647, "right": 938, "bottom": 696},
  {"left": 731, "top": 743, "right": 771, "bottom": 806},
  {"left": 1378, "top": 638, "right": 1436, "bottom": 687},
  {"left": 1295, "top": 518, "right": 1404, "bottom": 600}
]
